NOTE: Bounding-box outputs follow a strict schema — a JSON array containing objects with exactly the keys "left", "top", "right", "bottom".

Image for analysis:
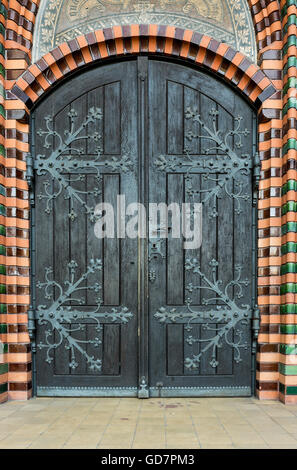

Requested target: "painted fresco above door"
[{"left": 33, "top": 0, "right": 257, "bottom": 63}]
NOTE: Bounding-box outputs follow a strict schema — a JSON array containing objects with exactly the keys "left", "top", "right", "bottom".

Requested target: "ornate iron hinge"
[
  {"left": 34, "top": 108, "right": 133, "bottom": 221},
  {"left": 36, "top": 259, "right": 133, "bottom": 371},
  {"left": 252, "top": 152, "right": 260, "bottom": 207},
  {"left": 26, "top": 153, "right": 35, "bottom": 207},
  {"left": 154, "top": 108, "right": 252, "bottom": 216},
  {"left": 155, "top": 258, "right": 251, "bottom": 369},
  {"left": 251, "top": 305, "right": 260, "bottom": 355}
]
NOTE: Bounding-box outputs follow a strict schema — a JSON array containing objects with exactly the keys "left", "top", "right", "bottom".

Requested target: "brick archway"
[
  {"left": 1, "top": 0, "right": 296, "bottom": 404},
  {"left": 8, "top": 24, "right": 281, "bottom": 401}
]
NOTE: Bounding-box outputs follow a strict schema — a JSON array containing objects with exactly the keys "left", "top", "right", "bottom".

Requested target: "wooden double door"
[{"left": 32, "top": 57, "right": 256, "bottom": 397}]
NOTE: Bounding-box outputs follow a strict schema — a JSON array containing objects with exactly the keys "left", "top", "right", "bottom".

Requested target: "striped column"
[
  {"left": 0, "top": 0, "right": 8, "bottom": 405},
  {"left": 0, "top": 0, "right": 288, "bottom": 402},
  {"left": 249, "top": 0, "right": 283, "bottom": 399},
  {"left": 4, "top": 0, "right": 41, "bottom": 400},
  {"left": 280, "top": 0, "right": 297, "bottom": 403}
]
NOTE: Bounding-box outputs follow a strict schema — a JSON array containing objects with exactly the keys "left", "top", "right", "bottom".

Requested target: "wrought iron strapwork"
[
  {"left": 36, "top": 259, "right": 133, "bottom": 371},
  {"left": 35, "top": 107, "right": 133, "bottom": 221},
  {"left": 153, "top": 107, "right": 253, "bottom": 370},
  {"left": 155, "top": 258, "right": 251, "bottom": 369},
  {"left": 154, "top": 107, "right": 252, "bottom": 217}
]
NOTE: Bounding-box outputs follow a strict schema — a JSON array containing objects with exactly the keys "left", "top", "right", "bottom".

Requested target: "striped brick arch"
[
  {"left": 10, "top": 23, "right": 281, "bottom": 400},
  {"left": 1, "top": 0, "right": 296, "bottom": 404},
  {"left": 11, "top": 25, "right": 277, "bottom": 112}
]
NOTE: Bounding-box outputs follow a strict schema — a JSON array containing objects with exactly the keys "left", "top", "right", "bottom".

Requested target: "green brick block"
[
  {"left": 282, "top": 138, "right": 297, "bottom": 157},
  {"left": 0, "top": 304, "right": 7, "bottom": 314},
  {"left": 280, "top": 344, "right": 297, "bottom": 355},
  {"left": 0, "top": 22, "right": 5, "bottom": 37},
  {"left": 0, "top": 364, "right": 8, "bottom": 375},
  {"left": 281, "top": 324, "right": 297, "bottom": 334},
  {"left": 0, "top": 383, "right": 7, "bottom": 394},
  {"left": 282, "top": 222, "right": 297, "bottom": 234},
  {"left": 0, "top": 64, "right": 4, "bottom": 79},
  {"left": 282, "top": 179, "right": 297, "bottom": 195},
  {"left": 280, "top": 364, "right": 297, "bottom": 375},
  {"left": 0, "top": 285, "right": 6, "bottom": 295},
  {"left": 0, "top": 3, "right": 7, "bottom": 19},
  {"left": 282, "top": 201, "right": 297, "bottom": 215},
  {"left": 282, "top": 242, "right": 297, "bottom": 254},
  {"left": 0, "top": 83, "right": 5, "bottom": 99},
  {"left": 284, "top": 56, "right": 297, "bottom": 75},
  {"left": 280, "top": 283, "right": 297, "bottom": 294},
  {"left": 283, "top": 14, "right": 297, "bottom": 36},
  {"left": 0, "top": 104, "right": 5, "bottom": 119},
  {"left": 280, "top": 304, "right": 297, "bottom": 314},
  {"left": 281, "top": 263, "right": 297, "bottom": 275},
  {"left": 0, "top": 144, "right": 5, "bottom": 157},
  {"left": 283, "top": 37, "right": 297, "bottom": 58},
  {"left": 281, "top": 0, "right": 297, "bottom": 19},
  {"left": 283, "top": 98, "right": 297, "bottom": 117}
]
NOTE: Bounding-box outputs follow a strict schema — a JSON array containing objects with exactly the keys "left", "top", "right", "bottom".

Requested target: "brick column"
[
  {"left": 0, "top": 0, "right": 8, "bottom": 404},
  {"left": 280, "top": 0, "right": 297, "bottom": 403},
  {"left": 248, "top": 0, "right": 283, "bottom": 400},
  {"left": 0, "top": 0, "right": 289, "bottom": 403},
  {"left": 4, "top": 0, "right": 41, "bottom": 400}
]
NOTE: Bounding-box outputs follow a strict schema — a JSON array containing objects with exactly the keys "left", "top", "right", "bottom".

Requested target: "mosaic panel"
[{"left": 32, "top": 0, "right": 257, "bottom": 62}]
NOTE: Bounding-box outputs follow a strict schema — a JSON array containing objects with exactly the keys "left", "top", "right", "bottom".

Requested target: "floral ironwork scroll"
[
  {"left": 35, "top": 107, "right": 133, "bottom": 221},
  {"left": 36, "top": 259, "right": 133, "bottom": 371},
  {"left": 153, "top": 107, "right": 253, "bottom": 369},
  {"left": 154, "top": 257, "right": 251, "bottom": 369},
  {"left": 154, "top": 107, "right": 252, "bottom": 217}
]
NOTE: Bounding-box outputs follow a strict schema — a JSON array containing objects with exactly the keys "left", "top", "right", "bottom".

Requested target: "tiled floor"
[{"left": 0, "top": 397, "right": 297, "bottom": 449}]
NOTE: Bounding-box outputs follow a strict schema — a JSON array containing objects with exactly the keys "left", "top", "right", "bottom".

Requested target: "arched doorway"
[{"left": 30, "top": 56, "right": 257, "bottom": 397}]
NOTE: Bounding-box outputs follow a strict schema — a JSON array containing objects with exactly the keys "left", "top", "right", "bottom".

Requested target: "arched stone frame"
[
  {"left": 1, "top": 0, "right": 294, "bottom": 403},
  {"left": 9, "top": 23, "right": 279, "bottom": 398}
]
